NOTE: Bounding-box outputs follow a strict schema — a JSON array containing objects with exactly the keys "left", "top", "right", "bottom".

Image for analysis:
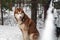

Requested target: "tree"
[
  {"left": 1, "top": 0, "right": 13, "bottom": 25},
  {"left": 0, "top": 0, "right": 4, "bottom": 25},
  {"left": 0, "top": 0, "right": 21, "bottom": 25},
  {"left": 31, "top": 0, "right": 38, "bottom": 26},
  {"left": 39, "top": 0, "right": 51, "bottom": 21},
  {"left": 1, "top": 0, "right": 23, "bottom": 25},
  {"left": 19, "top": 0, "right": 21, "bottom": 7},
  {"left": 54, "top": 1, "right": 60, "bottom": 9},
  {"left": 0, "top": 0, "right": 3, "bottom": 25}
]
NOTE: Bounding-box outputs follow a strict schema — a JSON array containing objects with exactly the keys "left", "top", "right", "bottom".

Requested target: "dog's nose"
[{"left": 20, "top": 16, "right": 22, "bottom": 18}]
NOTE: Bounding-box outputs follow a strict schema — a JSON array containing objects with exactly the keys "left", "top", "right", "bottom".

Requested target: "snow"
[
  {"left": 0, "top": 25, "right": 23, "bottom": 40},
  {"left": 40, "top": 1, "right": 57, "bottom": 40}
]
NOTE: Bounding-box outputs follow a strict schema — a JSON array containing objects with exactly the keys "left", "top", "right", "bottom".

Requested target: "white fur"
[
  {"left": 29, "top": 34, "right": 34, "bottom": 40},
  {"left": 15, "top": 12, "right": 24, "bottom": 20},
  {"left": 18, "top": 22, "right": 29, "bottom": 40}
]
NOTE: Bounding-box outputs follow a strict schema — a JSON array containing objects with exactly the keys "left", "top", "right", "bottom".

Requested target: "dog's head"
[{"left": 14, "top": 8, "right": 25, "bottom": 21}]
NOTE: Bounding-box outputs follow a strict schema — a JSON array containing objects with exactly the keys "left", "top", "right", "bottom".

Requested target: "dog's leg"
[
  {"left": 21, "top": 25, "right": 29, "bottom": 40},
  {"left": 19, "top": 24, "right": 29, "bottom": 40},
  {"left": 22, "top": 30, "right": 29, "bottom": 40},
  {"left": 29, "top": 33, "right": 39, "bottom": 40}
]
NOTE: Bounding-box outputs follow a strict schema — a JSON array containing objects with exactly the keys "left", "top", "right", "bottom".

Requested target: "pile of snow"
[{"left": 40, "top": 1, "right": 57, "bottom": 40}]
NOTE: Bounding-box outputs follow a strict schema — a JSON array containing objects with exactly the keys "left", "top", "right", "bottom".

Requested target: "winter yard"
[{"left": 0, "top": 2, "right": 60, "bottom": 40}]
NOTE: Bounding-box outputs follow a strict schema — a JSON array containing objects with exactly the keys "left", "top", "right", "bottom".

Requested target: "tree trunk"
[
  {"left": 0, "top": 0, "right": 1, "bottom": 25},
  {"left": 31, "top": 0, "right": 38, "bottom": 26},
  {"left": 1, "top": 0, "right": 3, "bottom": 25},
  {"left": 9, "top": 1, "right": 12, "bottom": 10},
  {"left": 19, "top": 0, "right": 21, "bottom": 7},
  {"left": 43, "top": 0, "right": 51, "bottom": 21},
  {"left": 44, "top": 4, "right": 48, "bottom": 20}
]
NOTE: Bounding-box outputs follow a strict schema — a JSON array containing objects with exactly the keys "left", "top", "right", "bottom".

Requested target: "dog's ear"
[
  {"left": 15, "top": 8, "right": 19, "bottom": 13},
  {"left": 21, "top": 9, "right": 24, "bottom": 13}
]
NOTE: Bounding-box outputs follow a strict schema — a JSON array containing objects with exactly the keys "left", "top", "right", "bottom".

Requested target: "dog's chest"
[{"left": 18, "top": 24, "right": 29, "bottom": 31}]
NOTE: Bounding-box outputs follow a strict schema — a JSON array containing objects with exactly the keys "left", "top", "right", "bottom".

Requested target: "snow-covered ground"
[{"left": 0, "top": 25, "right": 23, "bottom": 40}]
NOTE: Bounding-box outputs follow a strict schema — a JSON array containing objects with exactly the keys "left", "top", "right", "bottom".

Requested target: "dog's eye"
[{"left": 18, "top": 12, "right": 21, "bottom": 14}]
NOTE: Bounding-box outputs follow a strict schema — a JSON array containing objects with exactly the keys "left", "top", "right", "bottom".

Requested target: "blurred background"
[
  {"left": 0, "top": 0, "right": 44, "bottom": 30},
  {"left": 0, "top": 0, "right": 60, "bottom": 40},
  {"left": 0, "top": 0, "right": 60, "bottom": 31}
]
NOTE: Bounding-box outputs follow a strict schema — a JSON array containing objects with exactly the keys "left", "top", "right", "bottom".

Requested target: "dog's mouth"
[
  {"left": 17, "top": 16, "right": 24, "bottom": 25},
  {"left": 19, "top": 16, "right": 23, "bottom": 20}
]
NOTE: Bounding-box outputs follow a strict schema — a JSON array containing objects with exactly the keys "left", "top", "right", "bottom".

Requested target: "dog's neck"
[{"left": 17, "top": 20, "right": 23, "bottom": 25}]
